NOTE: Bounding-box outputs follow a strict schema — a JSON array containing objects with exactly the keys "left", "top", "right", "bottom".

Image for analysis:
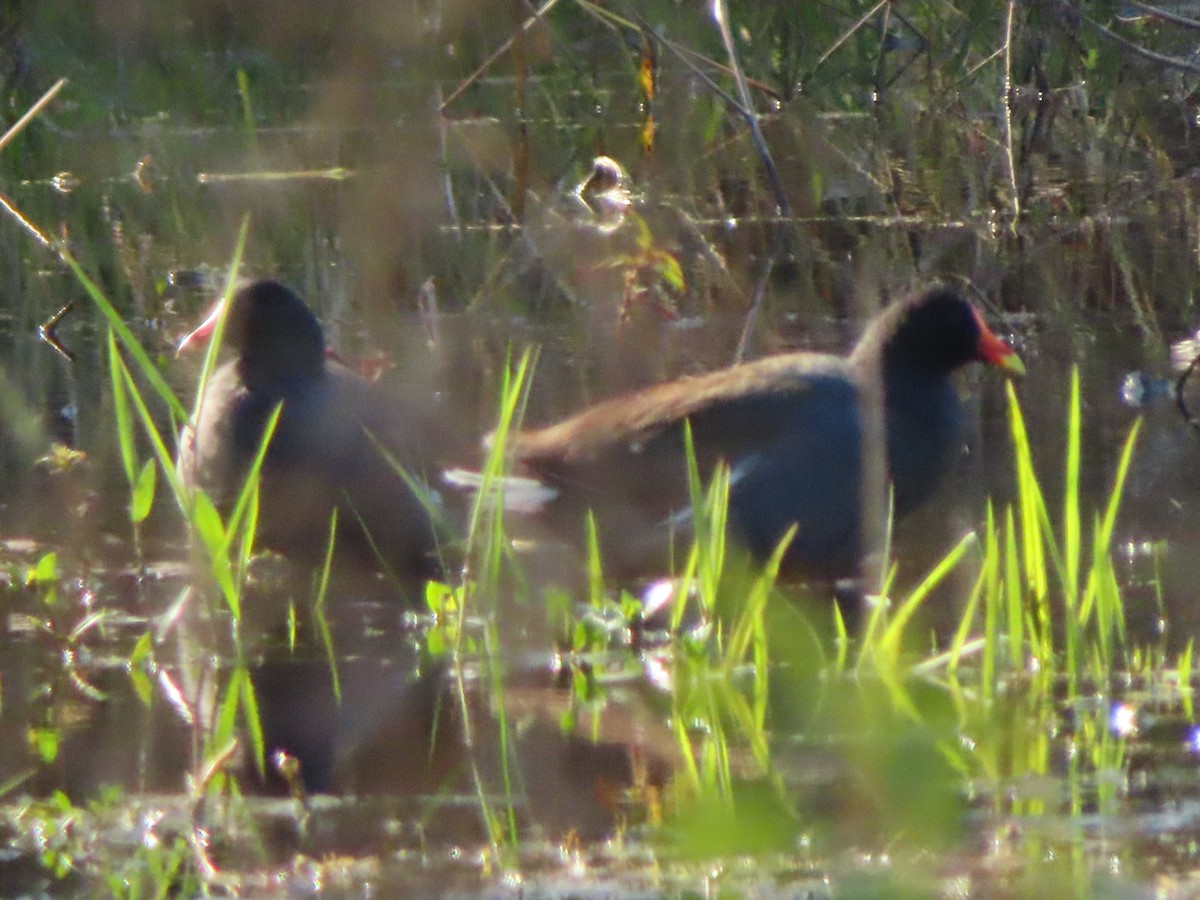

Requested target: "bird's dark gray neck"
[
  {"left": 237, "top": 352, "right": 324, "bottom": 388},
  {"left": 882, "top": 369, "right": 964, "bottom": 515}
]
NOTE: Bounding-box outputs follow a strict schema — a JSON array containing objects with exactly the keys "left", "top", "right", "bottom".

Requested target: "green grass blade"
[
  {"left": 60, "top": 249, "right": 189, "bottom": 421},
  {"left": 723, "top": 525, "right": 795, "bottom": 676},
  {"left": 189, "top": 218, "right": 251, "bottom": 428},
  {"left": 221, "top": 402, "right": 282, "bottom": 556},
  {"left": 1007, "top": 381, "right": 1046, "bottom": 601},
  {"left": 1004, "top": 507, "right": 1023, "bottom": 668},
  {"left": 117, "top": 359, "right": 189, "bottom": 511},
  {"left": 238, "top": 665, "right": 265, "bottom": 779},
  {"left": 1081, "top": 418, "right": 1141, "bottom": 613},
  {"left": 878, "top": 531, "right": 976, "bottom": 658},
  {"left": 313, "top": 509, "right": 342, "bottom": 704},
  {"left": 982, "top": 502, "right": 999, "bottom": 698},
  {"left": 948, "top": 554, "right": 987, "bottom": 676},
  {"left": 191, "top": 490, "right": 240, "bottom": 620},
  {"left": 107, "top": 330, "right": 137, "bottom": 484},
  {"left": 1063, "top": 368, "right": 1081, "bottom": 608}
]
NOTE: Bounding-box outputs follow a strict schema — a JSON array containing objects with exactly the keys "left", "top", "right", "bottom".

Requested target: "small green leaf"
[
  {"left": 28, "top": 726, "right": 60, "bottom": 763},
  {"left": 128, "top": 668, "right": 152, "bottom": 708},
  {"left": 108, "top": 330, "right": 137, "bottom": 484},
  {"left": 130, "top": 458, "right": 156, "bottom": 524},
  {"left": 128, "top": 631, "right": 154, "bottom": 707},
  {"left": 191, "top": 492, "right": 227, "bottom": 560},
  {"left": 426, "top": 627, "right": 446, "bottom": 656},
  {"left": 25, "top": 551, "right": 58, "bottom": 587},
  {"left": 631, "top": 210, "right": 653, "bottom": 250},
  {"left": 239, "top": 668, "right": 266, "bottom": 778},
  {"left": 191, "top": 491, "right": 241, "bottom": 619},
  {"left": 654, "top": 252, "right": 685, "bottom": 291}
]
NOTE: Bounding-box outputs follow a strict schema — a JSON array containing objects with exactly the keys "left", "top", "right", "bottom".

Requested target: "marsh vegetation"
[{"left": 4, "top": 1, "right": 1200, "bottom": 895}]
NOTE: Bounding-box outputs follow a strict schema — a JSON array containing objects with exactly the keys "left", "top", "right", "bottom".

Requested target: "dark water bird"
[
  {"left": 448, "top": 287, "right": 1024, "bottom": 581},
  {"left": 177, "top": 279, "right": 450, "bottom": 585}
]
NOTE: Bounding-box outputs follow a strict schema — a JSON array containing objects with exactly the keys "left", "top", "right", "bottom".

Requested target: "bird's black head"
[
  {"left": 180, "top": 280, "right": 326, "bottom": 383},
  {"left": 874, "top": 288, "right": 1023, "bottom": 377}
]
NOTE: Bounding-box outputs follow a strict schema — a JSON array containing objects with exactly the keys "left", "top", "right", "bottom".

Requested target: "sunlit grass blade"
[
  {"left": 1004, "top": 507, "right": 1023, "bottom": 669},
  {"left": 947, "top": 543, "right": 987, "bottom": 676},
  {"left": 235, "top": 480, "right": 260, "bottom": 590},
  {"left": 722, "top": 525, "right": 795, "bottom": 676},
  {"left": 856, "top": 562, "right": 897, "bottom": 669},
  {"left": 190, "top": 218, "right": 250, "bottom": 429},
  {"left": 211, "top": 667, "right": 243, "bottom": 785},
  {"left": 108, "top": 330, "right": 138, "bottom": 484},
  {"left": 981, "top": 502, "right": 999, "bottom": 698},
  {"left": 61, "top": 251, "right": 189, "bottom": 421},
  {"left": 220, "top": 402, "right": 281, "bottom": 556},
  {"left": 1063, "top": 368, "right": 1082, "bottom": 611},
  {"left": 114, "top": 352, "right": 189, "bottom": 512},
  {"left": 1008, "top": 380, "right": 1045, "bottom": 600},
  {"left": 877, "top": 531, "right": 976, "bottom": 661},
  {"left": 313, "top": 508, "right": 341, "bottom": 704},
  {"left": 1179, "top": 641, "right": 1195, "bottom": 720},
  {"left": 238, "top": 665, "right": 265, "bottom": 779},
  {"left": 584, "top": 511, "right": 605, "bottom": 608},
  {"left": 1079, "top": 417, "right": 1141, "bottom": 626},
  {"left": 700, "top": 462, "right": 730, "bottom": 609},
  {"left": 191, "top": 490, "right": 242, "bottom": 621},
  {"left": 460, "top": 346, "right": 535, "bottom": 598}
]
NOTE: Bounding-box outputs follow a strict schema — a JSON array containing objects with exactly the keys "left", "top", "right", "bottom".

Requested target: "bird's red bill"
[
  {"left": 177, "top": 297, "right": 227, "bottom": 354},
  {"left": 973, "top": 310, "right": 1025, "bottom": 376}
]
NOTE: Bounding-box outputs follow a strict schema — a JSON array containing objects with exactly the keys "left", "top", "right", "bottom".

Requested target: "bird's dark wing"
[{"left": 511, "top": 352, "right": 856, "bottom": 520}]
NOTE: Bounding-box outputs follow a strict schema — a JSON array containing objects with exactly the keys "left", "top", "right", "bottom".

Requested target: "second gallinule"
[
  {"left": 450, "top": 287, "right": 1023, "bottom": 580},
  {"left": 177, "top": 280, "right": 449, "bottom": 585}
]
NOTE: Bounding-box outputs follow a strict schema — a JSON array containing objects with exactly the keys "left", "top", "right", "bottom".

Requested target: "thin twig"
[
  {"left": 37, "top": 301, "right": 75, "bottom": 362},
  {"left": 0, "top": 190, "right": 52, "bottom": 247},
  {"left": 1127, "top": 0, "right": 1200, "bottom": 31},
  {"left": 435, "top": 85, "right": 461, "bottom": 238},
  {"left": 1073, "top": 2, "right": 1200, "bottom": 75},
  {"left": 708, "top": 0, "right": 789, "bottom": 361},
  {"left": 809, "top": 0, "right": 890, "bottom": 80},
  {"left": 0, "top": 77, "right": 66, "bottom": 155},
  {"left": 1002, "top": 0, "right": 1021, "bottom": 223},
  {"left": 439, "top": 0, "right": 563, "bottom": 112},
  {"left": 577, "top": 0, "right": 783, "bottom": 101},
  {"left": 711, "top": 1, "right": 789, "bottom": 217}
]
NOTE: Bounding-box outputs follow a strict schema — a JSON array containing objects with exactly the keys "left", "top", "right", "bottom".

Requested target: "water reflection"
[{"left": 1, "top": 584, "right": 676, "bottom": 852}]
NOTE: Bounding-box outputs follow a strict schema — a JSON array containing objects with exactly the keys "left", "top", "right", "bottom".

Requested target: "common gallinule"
[
  {"left": 449, "top": 287, "right": 1023, "bottom": 579},
  {"left": 177, "top": 280, "right": 449, "bottom": 584}
]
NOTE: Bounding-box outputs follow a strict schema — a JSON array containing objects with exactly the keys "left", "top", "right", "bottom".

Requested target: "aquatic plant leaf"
[
  {"left": 313, "top": 507, "right": 341, "bottom": 704},
  {"left": 650, "top": 248, "right": 685, "bottom": 291},
  {"left": 239, "top": 667, "right": 265, "bottom": 779},
  {"left": 190, "top": 491, "right": 240, "bottom": 620},
  {"left": 878, "top": 531, "right": 976, "bottom": 660},
  {"left": 59, "top": 252, "right": 187, "bottom": 420},
  {"left": 107, "top": 330, "right": 137, "bottom": 485},
  {"left": 127, "top": 631, "right": 154, "bottom": 708},
  {"left": 27, "top": 726, "right": 59, "bottom": 763},
  {"left": 130, "top": 458, "right": 155, "bottom": 524},
  {"left": 25, "top": 551, "right": 57, "bottom": 587}
]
